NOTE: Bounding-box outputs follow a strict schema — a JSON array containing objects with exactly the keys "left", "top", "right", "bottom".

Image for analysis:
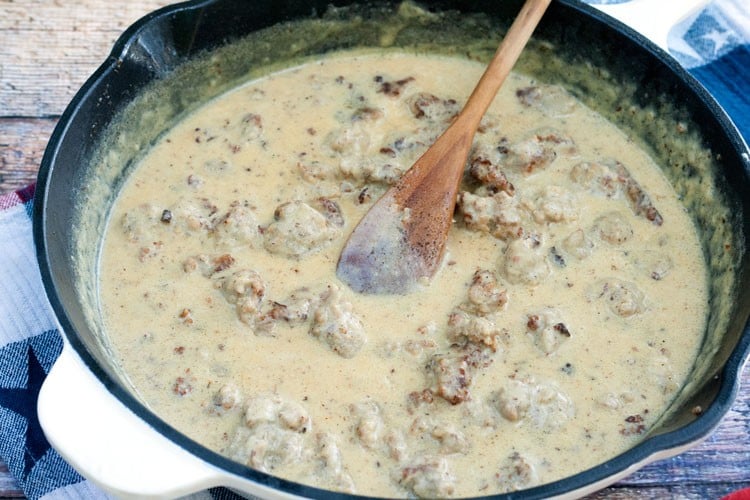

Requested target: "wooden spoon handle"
[
  {"left": 461, "top": 0, "right": 552, "bottom": 127},
  {"left": 392, "top": 0, "right": 553, "bottom": 205},
  {"left": 391, "top": 0, "right": 553, "bottom": 245}
]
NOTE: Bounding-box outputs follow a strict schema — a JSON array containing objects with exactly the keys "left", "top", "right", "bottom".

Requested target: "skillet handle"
[
  {"left": 590, "top": 0, "right": 709, "bottom": 52},
  {"left": 37, "top": 339, "right": 225, "bottom": 498}
]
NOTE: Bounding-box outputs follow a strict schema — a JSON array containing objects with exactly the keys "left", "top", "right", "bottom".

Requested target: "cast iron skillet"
[{"left": 34, "top": 0, "right": 750, "bottom": 498}]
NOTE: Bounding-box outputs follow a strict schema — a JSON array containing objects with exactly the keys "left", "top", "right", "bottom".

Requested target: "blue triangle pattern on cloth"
[
  {"left": 691, "top": 46, "right": 750, "bottom": 140},
  {"left": 0, "top": 329, "right": 85, "bottom": 499}
]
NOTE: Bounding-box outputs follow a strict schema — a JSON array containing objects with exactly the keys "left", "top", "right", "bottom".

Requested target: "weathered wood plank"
[
  {"left": 0, "top": 461, "right": 23, "bottom": 498},
  {"left": 0, "top": 118, "right": 57, "bottom": 193},
  {"left": 1, "top": 0, "right": 170, "bottom": 197},
  {"left": 0, "top": 0, "right": 170, "bottom": 117},
  {"left": 587, "top": 483, "right": 749, "bottom": 499}
]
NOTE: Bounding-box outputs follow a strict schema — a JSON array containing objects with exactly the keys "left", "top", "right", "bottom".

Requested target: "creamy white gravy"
[{"left": 99, "top": 51, "right": 708, "bottom": 497}]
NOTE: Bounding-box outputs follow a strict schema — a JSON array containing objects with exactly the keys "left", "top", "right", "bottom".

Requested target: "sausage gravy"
[{"left": 98, "top": 51, "right": 708, "bottom": 497}]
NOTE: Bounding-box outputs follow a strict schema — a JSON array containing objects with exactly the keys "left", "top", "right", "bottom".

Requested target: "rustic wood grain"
[
  {"left": 0, "top": 462, "right": 22, "bottom": 499},
  {"left": 1, "top": 0, "right": 749, "bottom": 498},
  {"left": 587, "top": 483, "right": 750, "bottom": 499},
  {"left": 0, "top": 119, "right": 56, "bottom": 193},
  {"left": 0, "top": 0, "right": 170, "bottom": 195},
  {"left": 0, "top": 0, "right": 171, "bottom": 117}
]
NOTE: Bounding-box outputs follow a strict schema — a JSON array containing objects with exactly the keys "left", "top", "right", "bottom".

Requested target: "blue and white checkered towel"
[{"left": 0, "top": 1, "right": 747, "bottom": 498}]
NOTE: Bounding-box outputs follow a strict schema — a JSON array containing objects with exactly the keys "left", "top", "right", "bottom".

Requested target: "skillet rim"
[{"left": 32, "top": 0, "right": 750, "bottom": 498}]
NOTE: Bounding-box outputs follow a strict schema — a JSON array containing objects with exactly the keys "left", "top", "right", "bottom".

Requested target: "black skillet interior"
[{"left": 34, "top": 0, "right": 750, "bottom": 498}]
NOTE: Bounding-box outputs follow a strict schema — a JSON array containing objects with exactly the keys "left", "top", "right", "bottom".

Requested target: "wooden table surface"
[{"left": 1, "top": 1, "right": 749, "bottom": 498}]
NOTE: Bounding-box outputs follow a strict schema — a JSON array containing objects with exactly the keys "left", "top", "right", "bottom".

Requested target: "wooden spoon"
[{"left": 337, "top": 0, "right": 552, "bottom": 294}]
